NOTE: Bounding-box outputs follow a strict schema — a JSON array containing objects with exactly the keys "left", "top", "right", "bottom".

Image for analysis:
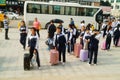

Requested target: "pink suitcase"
[
  {"left": 101, "top": 41, "right": 106, "bottom": 50},
  {"left": 80, "top": 49, "right": 88, "bottom": 62},
  {"left": 50, "top": 49, "right": 59, "bottom": 65},
  {"left": 74, "top": 43, "right": 82, "bottom": 58},
  {"left": 117, "top": 39, "right": 120, "bottom": 47}
]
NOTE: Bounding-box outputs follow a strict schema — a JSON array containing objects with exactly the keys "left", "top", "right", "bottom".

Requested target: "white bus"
[{"left": 24, "top": 1, "right": 103, "bottom": 29}]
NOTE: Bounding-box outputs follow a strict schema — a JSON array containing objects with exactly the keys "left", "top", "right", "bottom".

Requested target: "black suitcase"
[{"left": 24, "top": 53, "right": 30, "bottom": 70}]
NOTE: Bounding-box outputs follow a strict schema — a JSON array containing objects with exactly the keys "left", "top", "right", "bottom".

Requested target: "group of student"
[
  {"left": 47, "top": 17, "right": 120, "bottom": 66},
  {"left": 2, "top": 15, "right": 120, "bottom": 69}
]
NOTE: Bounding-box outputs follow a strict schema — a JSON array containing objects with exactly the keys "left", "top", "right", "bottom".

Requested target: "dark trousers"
[
  {"left": 36, "top": 30, "right": 40, "bottom": 38},
  {"left": 113, "top": 36, "right": 119, "bottom": 46},
  {"left": 106, "top": 38, "right": 111, "bottom": 50},
  {"left": 20, "top": 33, "right": 27, "bottom": 49},
  {"left": 5, "top": 29, "right": 9, "bottom": 39},
  {"left": 67, "top": 43, "right": 72, "bottom": 53},
  {"left": 89, "top": 48, "right": 98, "bottom": 64},
  {"left": 103, "top": 30, "right": 106, "bottom": 38},
  {"left": 29, "top": 48, "right": 40, "bottom": 67},
  {"left": 58, "top": 46, "right": 66, "bottom": 62}
]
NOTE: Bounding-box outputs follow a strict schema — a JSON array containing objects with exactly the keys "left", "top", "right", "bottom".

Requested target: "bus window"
[
  {"left": 86, "top": 8, "right": 98, "bottom": 16},
  {"left": 53, "top": 5, "right": 61, "bottom": 14},
  {"left": 49, "top": 6, "right": 53, "bottom": 14},
  {"left": 71, "top": 7, "right": 76, "bottom": 16},
  {"left": 41, "top": 5, "right": 48, "bottom": 14},
  {"left": 60, "top": 6, "right": 64, "bottom": 15},
  {"left": 27, "top": 3, "right": 33, "bottom": 13},
  {"left": 65, "top": 7, "right": 71, "bottom": 15},
  {"left": 77, "top": 7, "right": 85, "bottom": 16},
  {"left": 27, "top": 4, "right": 41, "bottom": 14}
]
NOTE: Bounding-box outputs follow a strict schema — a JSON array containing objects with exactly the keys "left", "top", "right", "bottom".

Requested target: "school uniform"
[
  {"left": 54, "top": 33, "right": 66, "bottom": 63},
  {"left": 89, "top": 34, "right": 99, "bottom": 65},
  {"left": 48, "top": 24, "right": 56, "bottom": 38},
  {"left": 20, "top": 26, "right": 27, "bottom": 49},
  {"left": 102, "top": 23, "right": 108, "bottom": 38},
  {"left": 80, "top": 31, "right": 85, "bottom": 48},
  {"left": 3, "top": 19, "right": 9, "bottom": 39},
  {"left": 67, "top": 28, "right": 73, "bottom": 54},
  {"left": 113, "top": 27, "right": 120, "bottom": 46},
  {"left": 106, "top": 30, "right": 112, "bottom": 50},
  {"left": 28, "top": 33, "right": 40, "bottom": 67}
]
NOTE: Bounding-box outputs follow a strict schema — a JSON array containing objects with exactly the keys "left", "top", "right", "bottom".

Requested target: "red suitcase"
[
  {"left": 50, "top": 49, "right": 59, "bottom": 65},
  {"left": 74, "top": 43, "right": 82, "bottom": 58}
]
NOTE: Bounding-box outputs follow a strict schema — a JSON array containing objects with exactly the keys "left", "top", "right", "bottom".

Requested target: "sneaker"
[
  {"left": 30, "top": 62, "right": 34, "bottom": 67},
  {"left": 87, "top": 63, "right": 92, "bottom": 66},
  {"left": 38, "top": 67, "right": 41, "bottom": 70},
  {"left": 62, "top": 62, "right": 65, "bottom": 66},
  {"left": 94, "top": 64, "right": 97, "bottom": 66}
]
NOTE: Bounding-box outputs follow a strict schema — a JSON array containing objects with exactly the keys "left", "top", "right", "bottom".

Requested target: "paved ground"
[{"left": 0, "top": 28, "right": 120, "bottom": 80}]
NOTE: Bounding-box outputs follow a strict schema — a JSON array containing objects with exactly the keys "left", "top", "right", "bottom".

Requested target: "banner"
[{"left": 0, "top": 0, "right": 6, "bottom": 6}]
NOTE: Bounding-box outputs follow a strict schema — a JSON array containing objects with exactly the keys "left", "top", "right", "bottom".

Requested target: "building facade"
[{"left": 104, "top": 0, "right": 120, "bottom": 17}]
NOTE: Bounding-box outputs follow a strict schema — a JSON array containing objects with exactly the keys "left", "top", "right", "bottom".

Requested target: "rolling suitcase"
[
  {"left": 101, "top": 41, "right": 106, "bottom": 50},
  {"left": 80, "top": 49, "right": 88, "bottom": 62},
  {"left": 50, "top": 49, "right": 59, "bottom": 65},
  {"left": 74, "top": 43, "right": 82, "bottom": 58},
  {"left": 24, "top": 53, "right": 30, "bottom": 70},
  {"left": 117, "top": 39, "right": 120, "bottom": 47}
]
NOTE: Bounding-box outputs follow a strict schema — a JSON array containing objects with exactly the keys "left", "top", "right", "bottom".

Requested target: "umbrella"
[{"left": 51, "top": 19, "right": 64, "bottom": 23}]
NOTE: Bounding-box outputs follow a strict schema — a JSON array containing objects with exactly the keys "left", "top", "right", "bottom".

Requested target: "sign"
[{"left": 0, "top": 0, "right": 6, "bottom": 6}]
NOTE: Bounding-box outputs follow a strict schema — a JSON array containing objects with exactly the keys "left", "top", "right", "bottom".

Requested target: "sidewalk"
[{"left": 0, "top": 29, "right": 120, "bottom": 80}]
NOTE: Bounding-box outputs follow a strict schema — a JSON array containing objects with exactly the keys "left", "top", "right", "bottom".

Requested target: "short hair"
[{"left": 30, "top": 27, "right": 36, "bottom": 31}]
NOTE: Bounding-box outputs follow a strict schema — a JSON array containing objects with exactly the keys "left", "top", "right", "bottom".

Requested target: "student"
[
  {"left": 113, "top": 24, "right": 120, "bottom": 47},
  {"left": 3, "top": 15, "right": 10, "bottom": 40},
  {"left": 102, "top": 19, "right": 108, "bottom": 38},
  {"left": 106, "top": 27, "right": 112, "bottom": 50},
  {"left": 67, "top": 24, "right": 74, "bottom": 54},
  {"left": 70, "top": 18, "right": 75, "bottom": 25},
  {"left": 89, "top": 30, "right": 99, "bottom": 66},
  {"left": 28, "top": 27, "right": 40, "bottom": 69},
  {"left": 33, "top": 17, "right": 41, "bottom": 38},
  {"left": 19, "top": 21, "right": 28, "bottom": 50},
  {"left": 48, "top": 20, "right": 56, "bottom": 39},
  {"left": 54, "top": 26, "right": 66, "bottom": 65}
]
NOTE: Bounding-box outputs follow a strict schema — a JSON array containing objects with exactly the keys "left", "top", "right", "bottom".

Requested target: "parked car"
[{"left": 4, "top": 12, "right": 19, "bottom": 20}]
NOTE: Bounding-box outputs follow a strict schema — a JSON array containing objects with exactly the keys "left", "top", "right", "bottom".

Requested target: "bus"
[{"left": 24, "top": 1, "right": 103, "bottom": 29}]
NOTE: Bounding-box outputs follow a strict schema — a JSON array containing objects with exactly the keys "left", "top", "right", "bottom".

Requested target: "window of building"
[
  {"left": 41, "top": 5, "right": 48, "bottom": 14},
  {"left": 116, "top": 0, "right": 120, "bottom": 2},
  {"left": 77, "top": 7, "right": 85, "bottom": 16},
  {"left": 71, "top": 7, "right": 76, "bottom": 16}
]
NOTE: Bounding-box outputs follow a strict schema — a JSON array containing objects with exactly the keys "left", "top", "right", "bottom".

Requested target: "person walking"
[
  {"left": 19, "top": 21, "right": 28, "bottom": 50},
  {"left": 28, "top": 27, "right": 41, "bottom": 69},
  {"left": 54, "top": 26, "right": 66, "bottom": 65},
  {"left": 70, "top": 18, "right": 75, "bottom": 25},
  {"left": 3, "top": 15, "right": 10, "bottom": 40},
  {"left": 33, "top": 17, "right": 41, "bottom": 38}
]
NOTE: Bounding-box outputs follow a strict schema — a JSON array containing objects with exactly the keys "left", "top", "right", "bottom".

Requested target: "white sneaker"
[
  {"left": 30, "top": 62, "right": 34, "bottom": 67},
  {"left": 62, "top": 62, "right": 65, "bottom": 66},
  {"left": 94, "top": 64, "right": 97, "bottom": 66},
  {"left": 87, "top": 63, "right": 92, "bottom": 66},
  {"left": 38, "top": 67, "right": 41, "bottom": 70}
]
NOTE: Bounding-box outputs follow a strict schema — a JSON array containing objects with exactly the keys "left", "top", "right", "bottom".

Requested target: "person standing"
[
  {"left": 106, "top": 27, "right": 112, "bottom": 50},
  {"left": 19, "top": 21, "right": 28, "bottom": 50},
  {"left": 89, "top": 30, "right": 99, "bottom": 66},
  {"left": 70, "top": 18, "right": 75, "bottom": 25},
  {"left": 28, "top": 27, "right": 40, "bottom": 69},
  {"left": 113, "top": 24, "right": 120, "bottom": 47},
  {"left": 54, "top": 26, "right": 66, "bottom": 65},
  {"left": 67, "top": 24, "right": 74, "bottom": 54},
  {"left": 48, "top": 20, "right": 56, "bottom": 38},
  {"left": 3, "top": 15, "right": 10, "bottom": 40},
  {"left": 33, "top": 18, "right": 41, "bottom": 38}
]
